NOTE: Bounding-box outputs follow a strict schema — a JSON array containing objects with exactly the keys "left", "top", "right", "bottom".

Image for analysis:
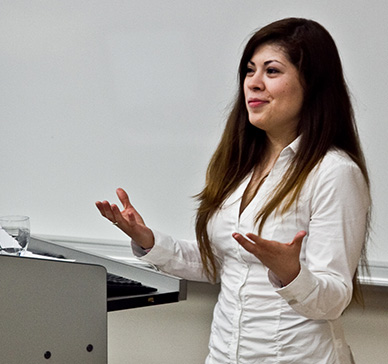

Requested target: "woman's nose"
[{"left": 247, "top": 72, "right": 265, "bottom": 91}]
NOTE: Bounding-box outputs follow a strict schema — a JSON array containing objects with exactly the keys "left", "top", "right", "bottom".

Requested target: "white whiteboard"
[{"left": 1, "top": 0, "right": 387, "bottom": 265}]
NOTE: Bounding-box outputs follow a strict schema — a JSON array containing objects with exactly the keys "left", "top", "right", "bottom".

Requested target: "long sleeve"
[
  {"left": 132, "top": 230, "right": 216, "bottom": 282},
  {"left": 270, "top": 154, "right": 370, "bottom": 320}
]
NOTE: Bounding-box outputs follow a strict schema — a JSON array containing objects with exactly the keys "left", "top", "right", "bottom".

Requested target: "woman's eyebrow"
[
  {"left": 264, "top": 59, "right": 286, "bottom": 66},
  {"left": 248, "top": 59, "right": 286, "bottom": 67}
]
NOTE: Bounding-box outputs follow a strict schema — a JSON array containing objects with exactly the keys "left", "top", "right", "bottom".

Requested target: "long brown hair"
[{"left": 195, "top": 18, "right": 370, "bottom": 299}]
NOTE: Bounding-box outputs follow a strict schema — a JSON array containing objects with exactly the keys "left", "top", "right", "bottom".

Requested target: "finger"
[
  {"left": 116, "top": 188, "right": 131, "bottom": 209},
  {"left": 98, "top": 200, "right": 116, "bottom": 221},
  {"left": 111, "top": 204, "right": 133, "bottom": 227},
  {"left": 286, "top": 230, "right": 307, "bottom": 246},
  {"left": 95, "top": 201, "right": 105, "bottom": 216},
  {"left": 232, "top": 233, "right": 258, "bottom": 254},
  {"left": 242, "top": 233, "right": 279, "bottom": 256},
  {"left": 95, "top": 200, "right": 111, "bottom": 218},
  {"left": 112, "top": 206, "right": 143, "bottom": 241},
  {"left": 245, "top": 232, "right": 262, "bottom": 243}
]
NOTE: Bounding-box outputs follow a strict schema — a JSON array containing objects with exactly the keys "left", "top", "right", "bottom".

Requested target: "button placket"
[{"left": 228, "top": 262, "right": 250, "bottom": 363}]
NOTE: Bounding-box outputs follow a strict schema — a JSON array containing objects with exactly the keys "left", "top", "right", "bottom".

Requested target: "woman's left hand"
[{"left": 232, "top": 230, "right": 307, "bottom": 286}]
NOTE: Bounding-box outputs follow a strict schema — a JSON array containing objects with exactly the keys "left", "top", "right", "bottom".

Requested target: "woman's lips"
[{"left": 247, "top": 98, "right": 268, "bottom": 108}]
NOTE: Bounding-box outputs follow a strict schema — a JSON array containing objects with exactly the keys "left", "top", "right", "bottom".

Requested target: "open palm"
[{"left": 95, "top": 188, "right": 154, "bottom": 249}]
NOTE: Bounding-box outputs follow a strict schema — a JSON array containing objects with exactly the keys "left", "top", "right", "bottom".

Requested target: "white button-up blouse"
[{"left": 133, "top": 137, "right": 370, "bottom": 364}]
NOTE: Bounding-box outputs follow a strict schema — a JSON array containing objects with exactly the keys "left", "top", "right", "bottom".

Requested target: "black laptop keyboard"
[{"left": 106, "top": 272, "right": 157, "bottom": 297}]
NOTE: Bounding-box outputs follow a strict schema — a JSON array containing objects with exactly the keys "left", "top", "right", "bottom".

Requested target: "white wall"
[
  {"left": 1, "top": 0, "right": 388, "bottom": 264},
  {"left": 343, "top": 286, "right": 388, "bottom": 364}
]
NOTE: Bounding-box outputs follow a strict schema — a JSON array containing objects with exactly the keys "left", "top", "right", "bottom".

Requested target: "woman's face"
[{"left": 243, "top": 43, "right": 304, "bottom": 141}]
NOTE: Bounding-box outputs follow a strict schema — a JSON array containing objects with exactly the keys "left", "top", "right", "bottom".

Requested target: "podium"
[
  {"left": 0, "top": 236, "right": 186, "bottom": 363},
  {"left": 0, "top": 255, "right": 107, "bottom": 363}
]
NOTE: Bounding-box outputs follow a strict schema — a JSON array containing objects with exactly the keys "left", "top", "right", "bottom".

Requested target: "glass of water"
[{"left": 0, "top": 216, "right": 30, "bottom": 256}]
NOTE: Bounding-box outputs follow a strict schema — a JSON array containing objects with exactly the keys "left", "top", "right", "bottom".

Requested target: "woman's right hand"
[{"left": 95, "top": 188, "right": 155, "bottom": 249}]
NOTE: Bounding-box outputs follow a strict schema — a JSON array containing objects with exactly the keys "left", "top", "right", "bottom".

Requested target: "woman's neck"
[{"left": 265, "top": 132, "right": 297, "bottom": 159}]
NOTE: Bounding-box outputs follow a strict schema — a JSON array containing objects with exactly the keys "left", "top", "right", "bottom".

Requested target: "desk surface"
[{"left": 29, "top": 235, "right": 187, "bottom": 311}]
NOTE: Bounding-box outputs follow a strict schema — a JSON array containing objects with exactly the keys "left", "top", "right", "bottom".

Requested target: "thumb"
[
  {"left": 116, "top": 188, "right": 131, "bottom": 209},
  {"left": 287, "top": 230, "right": 307, "bottom": 246}
]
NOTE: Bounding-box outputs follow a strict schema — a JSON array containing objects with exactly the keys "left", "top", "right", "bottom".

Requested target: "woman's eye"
[
  {"left": 246, "top": 67, "right": 255, "bottom": 75},
  {"left": 266, "top": 67, "right": 279, "bottom": 75}
]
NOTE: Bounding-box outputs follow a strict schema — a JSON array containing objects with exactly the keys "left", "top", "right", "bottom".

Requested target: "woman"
[{"left": 96, "top": 18, "right": 370, "bottom": 364}]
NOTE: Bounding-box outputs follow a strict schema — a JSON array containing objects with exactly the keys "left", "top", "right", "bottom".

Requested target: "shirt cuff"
[
  {"left": 131, "top": 241, "right": 151, "bottom": 257},
  {"left": 269, "top": 263, "right": 319, "bottom": 305},
  {"left": 131, "top": 230, "right": 176, "bottom": 266}
]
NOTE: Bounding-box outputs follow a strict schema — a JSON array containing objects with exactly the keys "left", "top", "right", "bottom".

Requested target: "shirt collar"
[{"left": 280, "top": 135, "right": 301, "bottom": 157}]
